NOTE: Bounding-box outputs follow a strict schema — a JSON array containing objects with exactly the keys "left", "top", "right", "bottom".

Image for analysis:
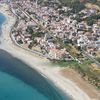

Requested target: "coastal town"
[
  {"left": 7, "top": 0, "right": 99, "bottom": 63},
  {"left": 0, "top": 0, "right": 100, "bottom": 100},
  {"left": 5, "top": 0, "right": 100, "bottom": 89}
]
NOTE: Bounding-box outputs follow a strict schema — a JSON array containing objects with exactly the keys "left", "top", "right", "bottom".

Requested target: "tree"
[
  {"left": 26, "top": 26, "right": 33, "bottom": 34},
  {"left": 86, "top": 14, "right": 100, "bottom": 26},
  {"left": 59, "top": 0, "right": 85, "bottom": 13},
  {"left": 88, "top": 0, "right": 97, "bottom": 3},
  {"left": 87, "top": 19, "right": 94, "bottom": 26}
]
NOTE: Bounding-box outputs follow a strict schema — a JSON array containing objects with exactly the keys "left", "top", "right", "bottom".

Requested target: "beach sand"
[
  {"left": 0, "top": 3, "right": 99, "bottom": 100},
  {"left": 60, "top": 68, "right": 100, "bottom": 100}
]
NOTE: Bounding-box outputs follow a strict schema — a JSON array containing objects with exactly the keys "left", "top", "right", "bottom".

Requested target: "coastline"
[
  {"left": 60, "top": 68, "right": 100, "bottom": 100},
  {"left": 0, "top": 3, "right": 97, "bottom": 100}
]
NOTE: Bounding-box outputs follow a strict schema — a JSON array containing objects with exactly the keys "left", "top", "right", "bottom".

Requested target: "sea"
[
  {"left": 0, "top": 12, "right": 5, "bottom": 35},
  {"left": 0, "top": 13, "right": 72, "bottom": 100}
]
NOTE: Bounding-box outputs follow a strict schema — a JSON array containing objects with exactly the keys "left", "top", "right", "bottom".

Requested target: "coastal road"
[
  {"left": 82, "top": 50, "right": 100, "bottom": 67},
  {"left": 9, "top": 6, "right": 48, "bottom": 58}
]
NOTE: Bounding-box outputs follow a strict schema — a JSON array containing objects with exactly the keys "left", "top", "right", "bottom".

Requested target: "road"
[
  {"left": 9, "top": 6, "right": 49, "bottom": 58},
  {"left": 82, "top": 50, "right": 100, "bottom": 67}
]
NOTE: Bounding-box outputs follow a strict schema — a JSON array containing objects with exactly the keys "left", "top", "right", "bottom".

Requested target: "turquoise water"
[
  {"left": 0, "top": 50, "right": 72, "bottom": 100},
  {"left": 0, "top": 13, "right": 72, "bottom": 100},
  {"left": 0, "top": 13, "right": 5, "bottom": 35},
  {"left": 0, "top": 71, "right": 49, "bottom": 100},
  {"left": 0, "top": 13, "right": 5, "bottom": 25}
]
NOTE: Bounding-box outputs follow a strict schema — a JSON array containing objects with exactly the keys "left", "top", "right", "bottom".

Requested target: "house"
[
  {"left": 48, "top": 48, "right": 71, "bottom": 60},
  {"left": 15, "top": 35, "right": 21, "bottom": 42}
]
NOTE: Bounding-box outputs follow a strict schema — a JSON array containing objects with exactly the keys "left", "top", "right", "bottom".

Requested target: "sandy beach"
[{"left": 0, "top": 3, "right": 99, "bottom": 100}]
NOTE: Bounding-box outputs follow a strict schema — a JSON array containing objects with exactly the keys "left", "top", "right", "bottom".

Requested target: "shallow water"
[
  {"left": 0, "top": 13, "right": 5, "bottom": 35},
  {"left": 0, "top": 13, "right": 5, "bottom": 25}
]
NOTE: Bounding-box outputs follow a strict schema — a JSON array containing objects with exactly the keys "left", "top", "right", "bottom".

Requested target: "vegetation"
[
  {"left": 73, "top": 13, "right": 100, "bottom": 26},
  {"left": 51, "top": 60, "right": 78, "bottom": 67},
  {"left": 96, "top": 57, "right": 100, "bottom": 63},
  {"left": 28, "top": 42, "right": 33, "bottom": 49},
  {"left": 51, "top": 59, "right": 100, "bottom": 89},
  {"left": 96, "top": 1, "right": 100, "bottom": 7},
  {"left": 26, "top": 26, "right": 33, "bottom": 34},
  {"left": 86, "top": 14, "right": 100, "bottom": 26},
  {"left": 84, "top": 0, "right": 100, "bottom": 4},
  {"left": 59, "top": 0, "right": 85, "bottom": 13},
  {"left": 17, "top": 40, "right": 23, "bottom": 44}
]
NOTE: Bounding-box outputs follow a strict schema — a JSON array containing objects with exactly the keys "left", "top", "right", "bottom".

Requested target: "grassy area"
[
  {"left": 51, "top": 59, "right": 100, "bottom": 89},
  {"left": 51, "top": 60, "right": 78, "bottom": 67},
  {"left": 96, "top": 57, "right": 100, "bottom": 63}
]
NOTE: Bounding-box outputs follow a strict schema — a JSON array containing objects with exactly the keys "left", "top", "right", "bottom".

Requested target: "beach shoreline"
[{"left": 0, "top": 3, "right": 98, "bottom": 100}]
